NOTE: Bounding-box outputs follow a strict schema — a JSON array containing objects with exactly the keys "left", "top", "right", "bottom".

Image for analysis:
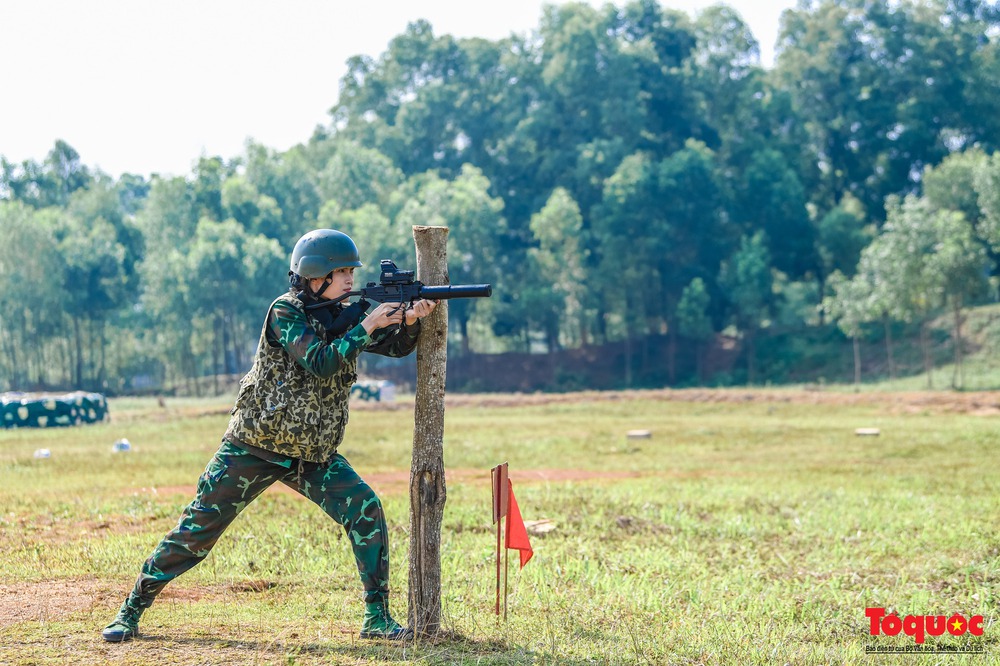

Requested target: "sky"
[{"left": 0, "top": 0, "right": 797, "bottom": 179}]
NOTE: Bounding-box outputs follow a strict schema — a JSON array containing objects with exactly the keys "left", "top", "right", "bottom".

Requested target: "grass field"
[{"left": 0, "top": 389, "right": 998, "bottom": 665}]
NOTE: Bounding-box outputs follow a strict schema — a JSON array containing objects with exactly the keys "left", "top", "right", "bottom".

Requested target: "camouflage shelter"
[
  {"left": 1, "top": 392, "right": 108, "bottom": 428},
  {"left": 351, "top": 381, "right": 396, "bottom": 402}
]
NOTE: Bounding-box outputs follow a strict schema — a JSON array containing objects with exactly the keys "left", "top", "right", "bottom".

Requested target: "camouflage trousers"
[{"left": 127, "top": 440, "right": 390, "bottom": 608}]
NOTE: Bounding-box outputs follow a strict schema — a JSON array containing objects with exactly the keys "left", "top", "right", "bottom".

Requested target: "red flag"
[{"left": 504, "top": 479, "right": 533, "bottom": 568}]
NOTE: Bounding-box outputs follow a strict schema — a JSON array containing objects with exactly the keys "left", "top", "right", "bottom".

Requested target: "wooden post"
[
  {"left": 491, "top": 462, "right": 508, "bottom": 620},
  {"left": 408, "top": 225, "right": 449, "bottom": 637}
]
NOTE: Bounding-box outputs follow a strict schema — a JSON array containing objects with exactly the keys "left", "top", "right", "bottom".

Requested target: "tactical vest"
[{"left": 225, "top": 293, "right": 358, "bottom": 462}]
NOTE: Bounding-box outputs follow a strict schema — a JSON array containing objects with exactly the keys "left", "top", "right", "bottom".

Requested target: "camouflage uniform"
[{"left": 121, "top": 292, "right": 419, "bottom": 614}]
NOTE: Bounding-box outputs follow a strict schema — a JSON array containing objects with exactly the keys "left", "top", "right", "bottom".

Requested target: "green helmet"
[{"left": 289, "top": 229, "right": 362, "bottom": 278}]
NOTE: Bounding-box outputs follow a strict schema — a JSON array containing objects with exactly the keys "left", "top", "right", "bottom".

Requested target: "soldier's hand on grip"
[
  {"left": 405, "top": 299, "right": 438, "bottom": 325},
  {"left": 361, "top": 302, "right": 406, "bottom": 334}
]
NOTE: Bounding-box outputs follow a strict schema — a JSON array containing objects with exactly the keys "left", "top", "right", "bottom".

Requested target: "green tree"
[
  {"left": 192, "top": 156, "right": 228, "bottom": 221},
  {"left": 116, "top": 173, "right": 150, "bottom": 215},
  {"left": 972, "top": 151, "right": 1000, "bottom": 252},
  {"left": 593, "top": 151, "right": 663, "bottom": 370},
  {"left": 318, "top": 202, "right": 410, "bottom": 277},
  {"left": 244, "top": 142, "right": 322, "bottom": 246},
  {"left": 595, "top": 141, "right": 730, "bottom": 382},
  {"left": 925, "top": 209, "right": 991, "bottom": 388},
  {"left": 923, "top": 148, "right": 988, "bottom": 229},
  {"left": 814, "top": 193, "right": 873, "bottom": 302},
  {"left": 139, "top": 244, "right": 196, "bottom": 392},
  {"left": 689, "top": 4, "right": 817, "bottom": 278},
  {"left": 221, "top": 176, "right": 284, "bottom": 240},
  {"left": 185, "top": 218, "right": 285, "bottom": 393},
  {"left": 868, "top": 195, "right": 989, "bottom": 387},
  {"left": 718, "top": 231, "right": 773, "bottom": 384},
  {"left": 527, "top": 187, "right": 589, "bottom": 350},
  {"left": 317, "top": 143, "right": 404, "bottom": 212},
  {"left": 1, "top": 140, "right": 93, "bottom": 209},
  {"left": 823, "top": 270, "right": 877, "bottom": 386},
  {"left": 0, "top": 202, "right": 65, "bottom": 389},
  {"left": 395, "top": 165, "right": 506, "bottom": 353},
  {"left": 869, "top": 197, "right": 938, "bottom": 385},
  {"left": 52, "top": 183, "right": 142, "bottom": 389},
  {"left": 733, "top": 148, "right": 815, "bottom": 277},
  {"left": 135, "top": 176, "right": 202, "bottom": 390},
  {"left": 676, "top": 277, "right": 713, "bottom": 384},
  {"left": 775, "top": 0, "right": 996, "bottom": 220}
]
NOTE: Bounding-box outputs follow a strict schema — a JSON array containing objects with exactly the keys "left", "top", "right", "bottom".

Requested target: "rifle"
[{"left": 304, "top": 260, "right": 492, "bottom": 334}]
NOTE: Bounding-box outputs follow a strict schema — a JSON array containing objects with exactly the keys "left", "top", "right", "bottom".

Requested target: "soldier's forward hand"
[
  {"left": 405, "top": 299, "right": 438, "bottom": 325},
  {"left": 361, "top": 302, "right": 406, "bottom": 334}
]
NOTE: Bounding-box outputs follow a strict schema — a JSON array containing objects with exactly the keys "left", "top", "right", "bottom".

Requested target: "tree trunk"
[
  {"left": 60, "top": 333, "right": 70, "bottom": 388},
  {"left": 920, "top": 319, "right": 933, "bottom": 389},
  {"left": 817, "top": 274, "right": 827, "bottom": 326},
  {"left": 667, "top": 326, "right": 677, "bottom": 386},
  {"left": 89, "top": 318, "right": 97, "bottom": 391},
  {"left": 98, "top": 320, "right": 107, "bottom": 391},
  {"left": 73, "top": 316, "right": 83, "bottom": 388},
  {"left": 640, "top": 331, "right": 651, "bottom": 377},
  {"left": 623, "top": 334, "right": 632, "bottom": 388},
  {"left": 596, "top": 303, "right": 608, "bottom": 344},
  {"left": 852, "top": 335, "right": 861, "bottom": 389},
  {"left": 460, "top": 315, "right": 470, "bottom": 355},
  {"left": 222, "top": 312, "right": 232, "bottom": 376},
  {"left": 547, "top": 318, "right": 560, "bottom": 353},
  {"left": 4, "top": 321, "right": 19, "bottom": 390},
  {"left": 883, "top": 316, "right": 896, "bottom": 380},
  {"left": 233, "top": 317, "right": 245, "bottom": 372},
  {"left": 84, "top": 319, "right": 92, "bottom": 390},
  {"left": 189, "top": 343, "right": 201, "bottom": 398},
  {"left": 212, "top": 314, "right": 221, "bottom": 396},
  {"left": 408, "top": 225, "right": 449, "bottom": 638},
  {"left": 952, "top": 302, "right": 964, "bottom": 390}
]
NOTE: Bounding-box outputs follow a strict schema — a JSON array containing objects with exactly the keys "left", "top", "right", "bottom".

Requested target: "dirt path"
[
  {"left": 0, "top": 577, "right": 235, "bottom": 628},
  {"left": 439, "top": 387, "right": 1000, "bottom": 414}
]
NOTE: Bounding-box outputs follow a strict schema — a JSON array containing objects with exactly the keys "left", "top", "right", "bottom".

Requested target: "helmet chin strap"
[{"left": 309, "top": 273, "right": 335, "bottom": 300}]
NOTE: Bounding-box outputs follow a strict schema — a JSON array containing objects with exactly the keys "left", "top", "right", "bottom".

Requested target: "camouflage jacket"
[{"left": 225, "top": 292, "right": 420, "bottom": 462}]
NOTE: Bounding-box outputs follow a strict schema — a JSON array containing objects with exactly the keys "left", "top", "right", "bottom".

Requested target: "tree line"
[{"left": 2, "top": 0, "right": 999, "bottom": 393}]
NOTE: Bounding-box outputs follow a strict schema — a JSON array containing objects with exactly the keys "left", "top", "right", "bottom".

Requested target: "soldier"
[{"left": 102, "top": 229, "right": 437, "bottom": 643}]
